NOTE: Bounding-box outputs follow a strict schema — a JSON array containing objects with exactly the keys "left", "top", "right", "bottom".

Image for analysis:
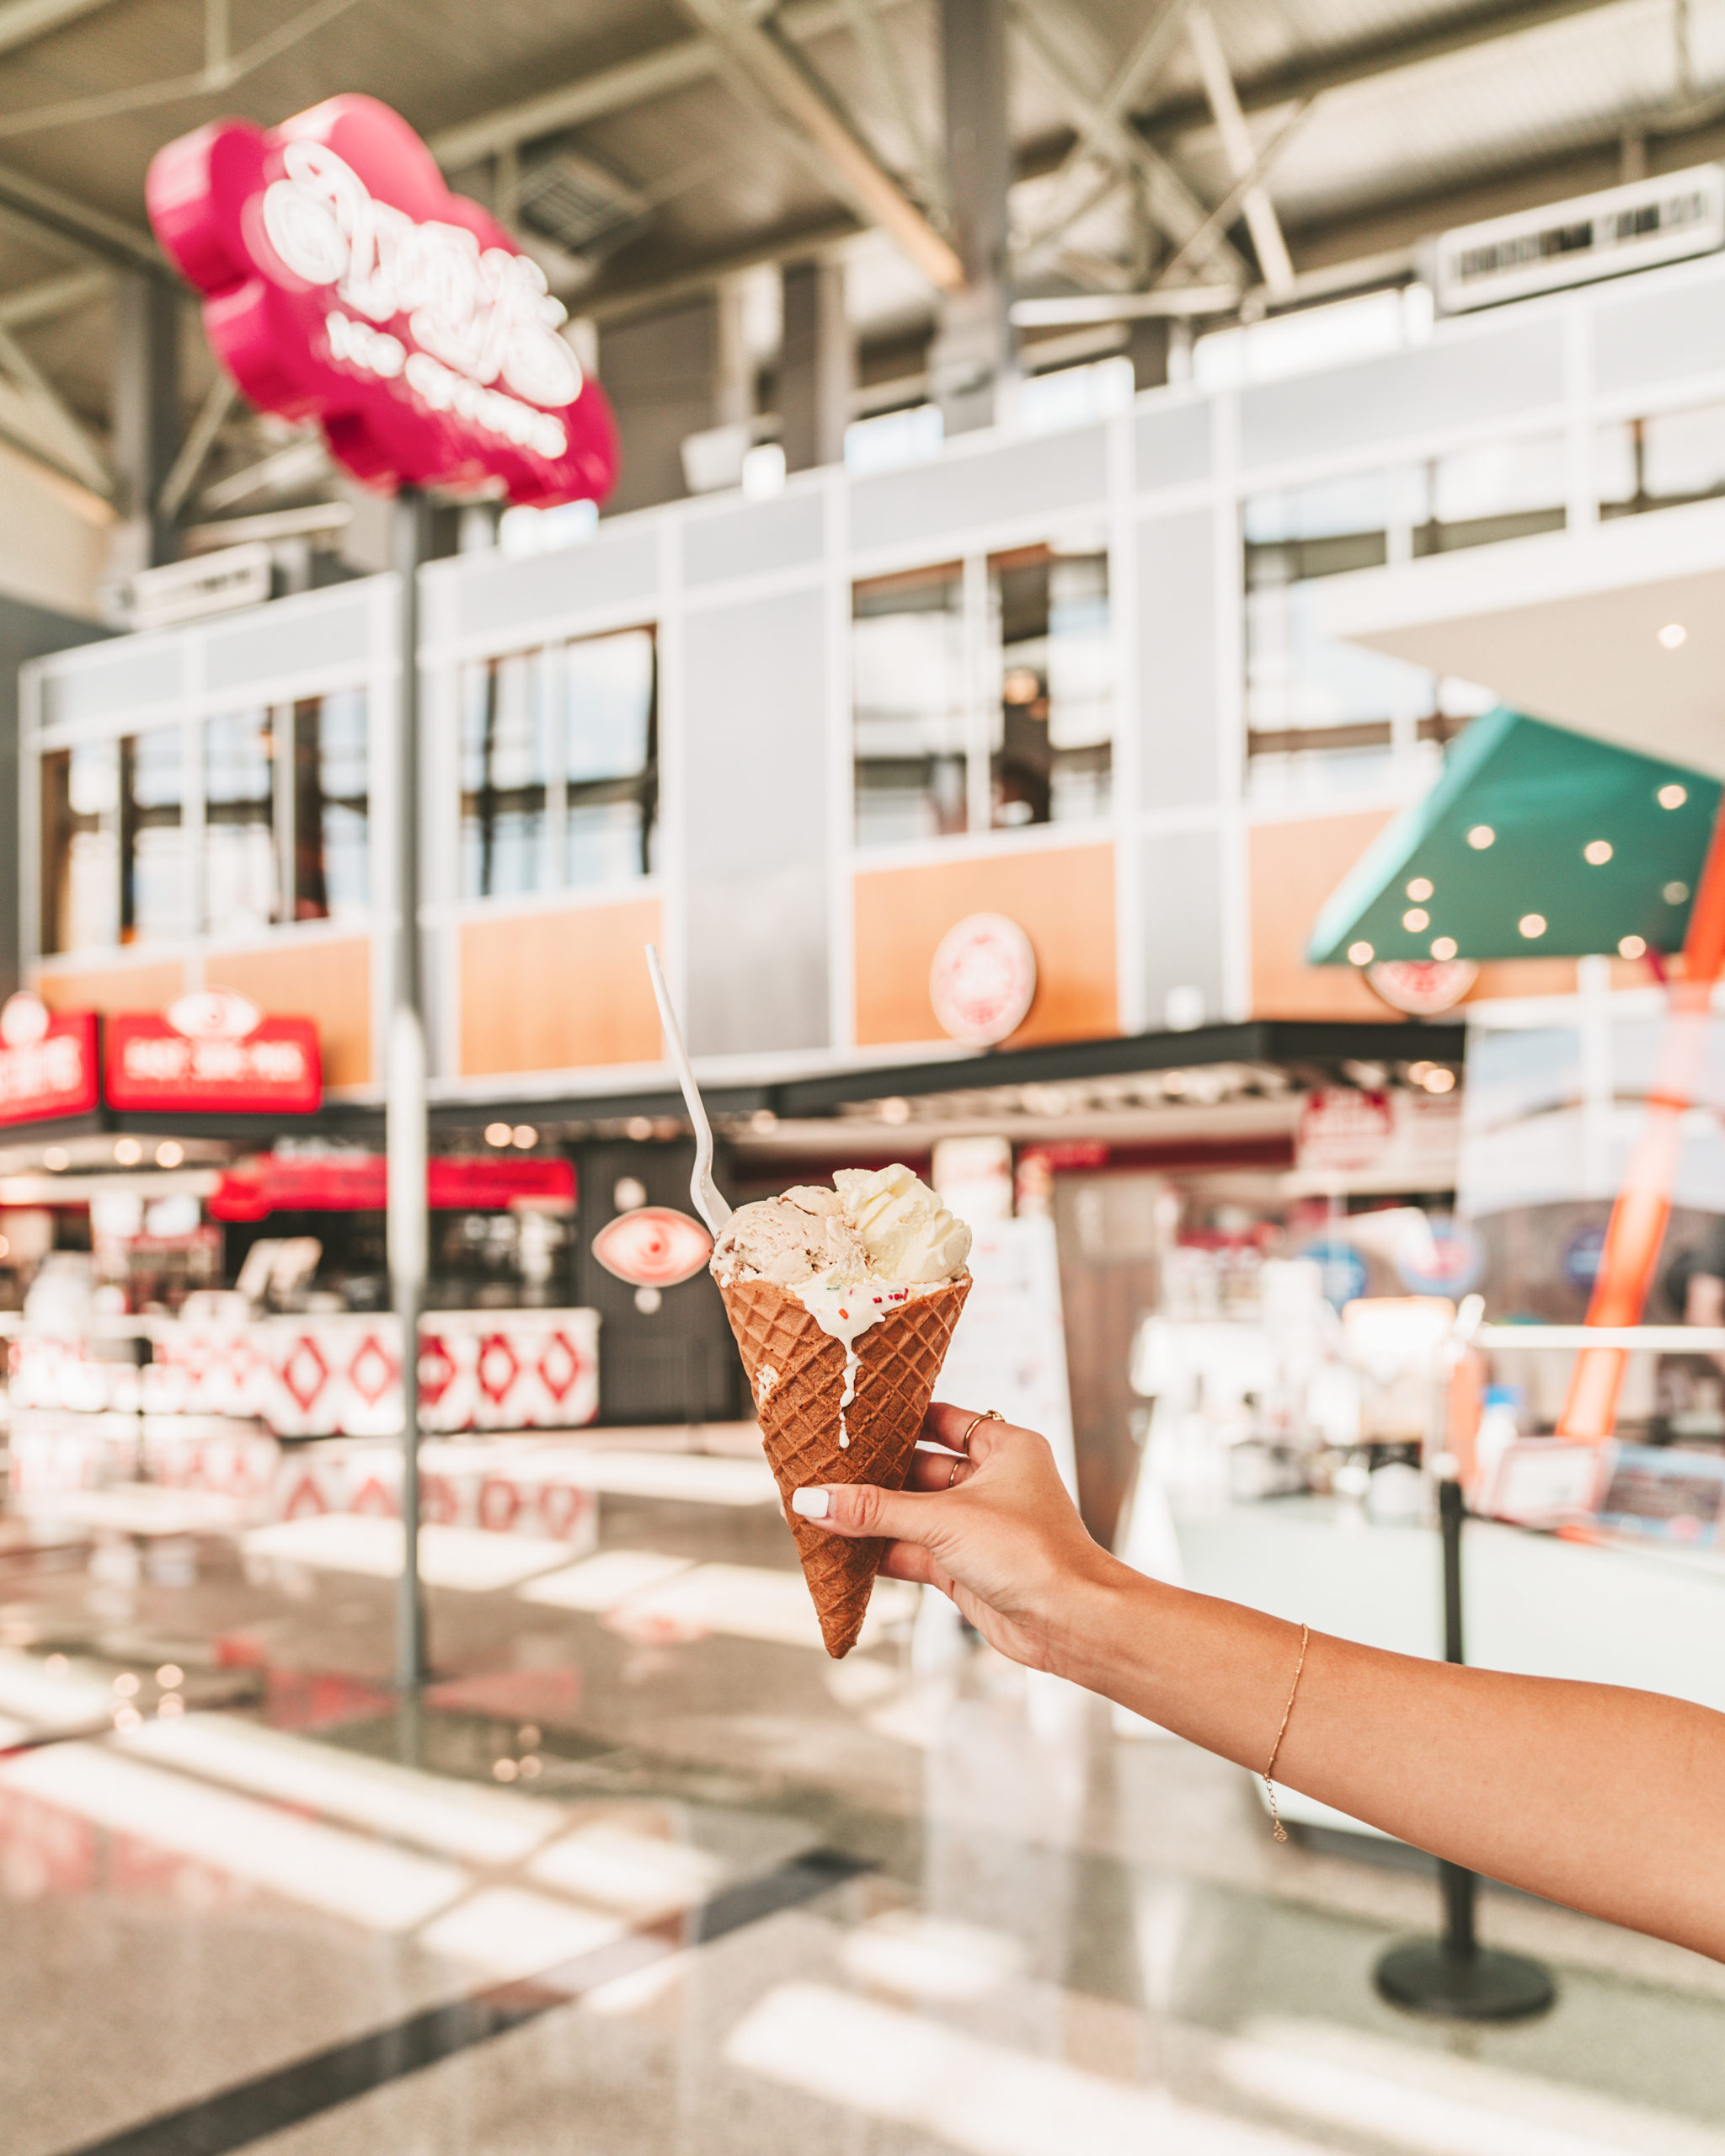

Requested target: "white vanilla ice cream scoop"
[{"left": 833, "top": 1163, "right": 971, "bottom": 1283}]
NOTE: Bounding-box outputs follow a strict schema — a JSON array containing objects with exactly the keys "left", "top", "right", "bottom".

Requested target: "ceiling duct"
[
  {"left": 516, "top": 147, "right": 650, "bottom": 264},
  {"left": 1429, "top": 163, "right": 1725, "bottom": 314}
]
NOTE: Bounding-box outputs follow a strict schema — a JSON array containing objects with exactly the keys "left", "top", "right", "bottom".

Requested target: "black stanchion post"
[{"left": 1374, "top": 1468, "right": 1555, "bottom": 2020}]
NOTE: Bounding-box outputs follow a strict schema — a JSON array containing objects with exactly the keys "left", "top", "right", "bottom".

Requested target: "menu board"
[{"left": 939, "top": 1217, "right": 1077, "bottom": 1497}]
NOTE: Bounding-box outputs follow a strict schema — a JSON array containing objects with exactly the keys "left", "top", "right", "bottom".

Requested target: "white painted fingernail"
[{"left": 791, "top": 1487, "right": 830, "bottom": 1518}]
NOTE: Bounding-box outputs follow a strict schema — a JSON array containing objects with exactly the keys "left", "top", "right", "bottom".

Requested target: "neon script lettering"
[
  {"left": 146, "top": 95, "right": 618, "bottom": 507},
  {"left": 264, "top": 141, "right": 582, "bottom": 412}
]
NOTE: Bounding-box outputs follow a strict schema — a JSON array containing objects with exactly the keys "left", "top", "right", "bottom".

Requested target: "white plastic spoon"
[{"left": 644, "top": 943, "right": 733, "bottom": 1238}]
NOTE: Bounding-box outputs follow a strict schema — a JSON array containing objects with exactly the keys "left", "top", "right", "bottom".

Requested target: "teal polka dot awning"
[{"left": 1306, "top": 707, "right": 1721, "bottom": 968}]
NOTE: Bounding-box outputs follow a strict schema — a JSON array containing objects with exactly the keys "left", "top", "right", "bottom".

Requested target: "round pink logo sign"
[
  {"left": 591, "top": 1207, "right": 714, "bottom": 1289},
  {"left": 929, "top": 914, "right": 1037, "bottom": 1046},
  {"left": 1366, "top": 959, "right": 1478, "bottom": 1016}
]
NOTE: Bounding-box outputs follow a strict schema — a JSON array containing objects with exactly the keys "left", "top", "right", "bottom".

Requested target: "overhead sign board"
[
  {"left": 147, "top": 94, "right": 618, "bottom": 507},
  {"left": 105, "top": 990, "right": 321, "bottom": 1117},
  {"left": 0, "top": 994, "right": 98, "bottom": 1127}
]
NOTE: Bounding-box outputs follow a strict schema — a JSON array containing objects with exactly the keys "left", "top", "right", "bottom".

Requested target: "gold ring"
[
  {"left": 948, "top": 1454, "right": 963, "bottom": 1488},
  {"left": 958, "top": 1407, "right": 1004, "bottom": 1451}
]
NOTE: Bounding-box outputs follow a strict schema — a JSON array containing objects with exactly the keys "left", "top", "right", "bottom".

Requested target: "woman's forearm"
[{"left": 1060, "top": 1557, "right": 1725, "bottom": 1961}]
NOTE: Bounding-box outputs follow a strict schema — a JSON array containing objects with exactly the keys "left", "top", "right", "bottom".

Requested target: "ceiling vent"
[
  {"left": 517, "top": 148, "right": 649, "bottom": 263},
  {"left": 1431, "top": 163, "right": 1725, "bottom": 313}
]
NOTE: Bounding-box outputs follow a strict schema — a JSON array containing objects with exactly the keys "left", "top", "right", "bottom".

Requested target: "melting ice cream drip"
[
  {"left": 713, "top": 1166, "right": 969, "bottom": 1454},
  {"left": 790, "top": 1277, "right": 914, "bottom": 1448},
  {"left": 755, "top": 1364, "right": 778, "bottom": 1406}
]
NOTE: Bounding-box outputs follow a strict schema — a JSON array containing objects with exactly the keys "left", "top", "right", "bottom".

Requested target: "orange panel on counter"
[
  {"left": 33, "top": 961, "right": 184, "bottom": 1014},
  {"left": 460, "top": 898, "right": 661, "bottom": 1075},
  {"left": 1252, "top": 812, "right": 1584, "bottom": 1017},
  {"left": 205, "top": 939, "right": 372, "bottom": 1089},
  {"left": 854, "top": 845, "right": 1116, "bottom": 1049}
]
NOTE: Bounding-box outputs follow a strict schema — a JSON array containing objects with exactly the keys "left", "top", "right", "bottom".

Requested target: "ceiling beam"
[
  {"left": 1186, "top": 3, "right": 1294, "bottom": 295},
  {"left": 0, "top": 157, "right": 159, "bottom": 268},
  {"left": 158, "top": 373, "right": 237, "bottom": 523},
  {"left": 0, "top": 0, "right": 120, "bottom": 58},
  {"left": 581, "top": 215, "right": 862, "bottom": 324},
  {"left": 0, "top": 314, "right": 109, "bottom": 494},
  {"left": 671, "top": 0, "right": 964, "bottom": 291},
  {"left": 1010, "top": 0, "right": 1247, "bottom": 284},
  {"left": 0, "top": 264, "right": 106, "bottom": 326},
  {"left": 1138, "top": 0, "right": 1636, "bottom": 141},
  {"left": 426, "top": 0, "right": 916, "bottom": 172}
]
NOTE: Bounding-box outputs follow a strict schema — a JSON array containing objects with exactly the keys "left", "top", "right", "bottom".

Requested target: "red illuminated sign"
[
  {"left": 0, "top": 994, "right": 97, "bottom": 1126},
  {"left": 105, "top": 990, "right": 321, "bottom": 1116},
  {"left": 209, "top": 1151, "right": 575, "bottom": 1220},
  {"left": 146, "top": 94, "right": 618, "bottom": 507}
]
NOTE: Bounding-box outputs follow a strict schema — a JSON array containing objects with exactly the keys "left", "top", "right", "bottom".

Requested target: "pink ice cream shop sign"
[{"left": 147, "top": 93, "right": 618, "bottom": 505}]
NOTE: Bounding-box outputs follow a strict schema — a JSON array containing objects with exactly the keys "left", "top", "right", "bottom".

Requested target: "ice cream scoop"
[
  {"left": 834, "top": 1163, "right": 972, "bottom": 1282},
  {"left": 713, "top": 1186, "right": 870, "bottom": 1289}
]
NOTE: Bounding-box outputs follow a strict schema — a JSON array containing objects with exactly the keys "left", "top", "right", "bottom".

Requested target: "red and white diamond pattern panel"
[
  {"left": 7, "top": 1416, "right": 600, "bottom": 1548},
  {"left": 254, "top": 1310, "right": 600, "bottom": 1438},
  {"left": 10, "top": 1309, "right": 600, "bottom": 1438}
]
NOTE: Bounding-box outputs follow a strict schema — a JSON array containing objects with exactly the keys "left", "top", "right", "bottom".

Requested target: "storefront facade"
[{"left": 29, "top": 236, "right": 1725, "bottom": 1118}]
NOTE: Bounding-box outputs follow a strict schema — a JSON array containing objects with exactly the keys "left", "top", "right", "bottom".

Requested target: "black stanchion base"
[{"left": 1375, "top": 1939, "right": 1556, "bottom": 2021}]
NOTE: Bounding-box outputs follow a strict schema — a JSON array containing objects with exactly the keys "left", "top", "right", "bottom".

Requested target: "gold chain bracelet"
[{"left": 1263, "top": 1622, "right": 1310, "bottom": 1844}]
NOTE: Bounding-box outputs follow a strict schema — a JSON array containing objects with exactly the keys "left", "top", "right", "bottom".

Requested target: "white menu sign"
[{"left": 938, "top": 1217, "right": 1077, "bottom": 1497}]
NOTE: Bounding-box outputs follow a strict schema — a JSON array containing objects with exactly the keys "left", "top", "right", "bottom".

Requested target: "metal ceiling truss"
[
  {"left": 1138, "top": 0, "right": 1638, "bottom": 140},
  {"left": 0, "top": 263, "right": 104, "bottom": 326},
  {"left": 671, "top": 0, "right": 964, "bottom": 290},
  {"left": 1184, "top": 5, "right": 1295, "bottom": 296},
  {"left": 0, "top": 309, "right": 109, "bottom": 494},
  {"left": 1009, "top": 0, "right": 1248, "bottom": 287},
  {"left": 157, "top": 373, "right": 236, "bottom": 525},
  {"left": 427, "top": 0, "right": 920, "bottom": 172}
]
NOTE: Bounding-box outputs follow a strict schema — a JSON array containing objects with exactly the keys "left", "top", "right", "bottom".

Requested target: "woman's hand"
[{"left": 790, "top": 1403, "right": 1119, "bottom": 1673}]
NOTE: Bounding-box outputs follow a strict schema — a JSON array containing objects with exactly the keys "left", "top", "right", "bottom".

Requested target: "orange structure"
[{"left": 1558, "top": 802, "right": 1725, "bottom": 1438}]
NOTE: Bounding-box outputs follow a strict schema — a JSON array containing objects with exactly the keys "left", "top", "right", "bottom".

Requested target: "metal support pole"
[
  {"left": 930, "top": 0, "right": 1014, "bottom": 435},
  {"left": 389, "top": 486, "right": 431, "bottom": 1692},
  {"left": 1374, "top": 1473, "right": 1554, "bottom": 2021},
  {"left": 111, "top": 268, "right": 181, "bottom": 574}
]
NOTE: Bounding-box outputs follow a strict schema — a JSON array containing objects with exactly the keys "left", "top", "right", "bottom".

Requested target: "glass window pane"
[
  {"left": 566, "top": 628, "right": 654, "bottom": 783},
  {"left": 1413, "top": 435, "right": 1566, "bottom": 553},
  {"left": 1243, "top": 472, "right": 1392, "bottom": 552},
  {"left": 564, "top": 627, "right": 656, "bottom": 888},
  {"left": 205, "top": 709, "right": 280, "bottom": 933},
  {"left": 462, "top": 652, "right": 551, "bottom": 899},
  {"left": 1599, "top": 402, "right": 1725, "bottom": 518},
  {"left": 40, "top": 740, "right": 119, "bottom": 954},
  {"left": 568, "top": 801, "right": 649, "bottom": 885},
  {"left": 293, "top": 690, "right": 369, "bottom": 921},
  {"left": 852, "top": 563, "right": 968, "bottom": 846},
  {"left": 987, "top": 546, "right": 1113, "bottom": 831},
  {"left": 123, "top": 728, "right": 190, "bottom": 945}
]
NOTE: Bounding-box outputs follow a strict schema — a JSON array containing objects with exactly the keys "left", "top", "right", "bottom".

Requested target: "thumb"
[{"left": 791, "top": 1481, "right": 933, "bottom": 1544}]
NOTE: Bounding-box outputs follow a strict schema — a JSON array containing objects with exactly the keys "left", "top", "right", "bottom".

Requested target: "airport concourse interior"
[{"left": 8, "top": 1, "right": 1725, "bottom": 2152}]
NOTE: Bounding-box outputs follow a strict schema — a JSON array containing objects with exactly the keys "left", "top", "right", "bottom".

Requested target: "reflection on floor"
[{"left": 3, "top": 1428, "right": 1725, "bottom": 2156}]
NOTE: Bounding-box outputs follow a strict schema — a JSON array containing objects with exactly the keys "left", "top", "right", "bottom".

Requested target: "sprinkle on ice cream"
[{"left": 713, "top": 1166, "right": 971, "bottom": 1446}]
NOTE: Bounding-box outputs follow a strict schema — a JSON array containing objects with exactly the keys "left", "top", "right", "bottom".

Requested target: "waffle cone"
[{"left": 718, "top": 1269, "right": 971, "bottom": 1657}]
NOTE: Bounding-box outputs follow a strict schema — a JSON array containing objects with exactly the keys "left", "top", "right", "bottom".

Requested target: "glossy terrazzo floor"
[{"left": 3, "top": 1437, "right": 1725, "bottom": 2156}]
